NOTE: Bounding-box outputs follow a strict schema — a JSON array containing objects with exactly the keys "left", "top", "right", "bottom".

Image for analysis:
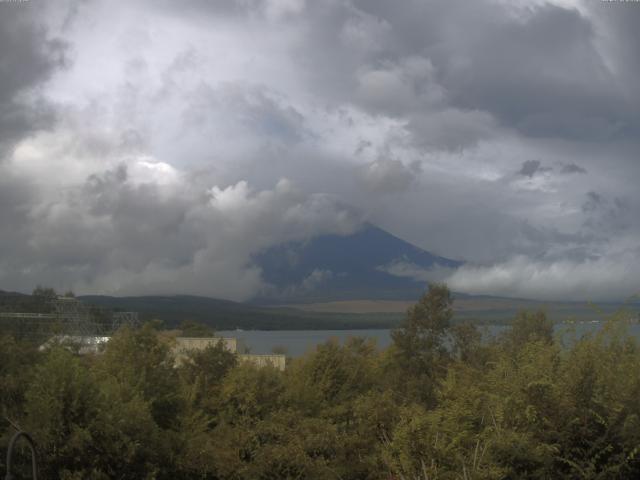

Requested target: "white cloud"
[
  {"left": 361, "top": 159, "right": 415, "bottom": 194},
  {"left": 377, "top": 259, "right": 456, "bottom": 283},
  {"left": 445, "top": 254, "right": 640, "bottom": 301}
]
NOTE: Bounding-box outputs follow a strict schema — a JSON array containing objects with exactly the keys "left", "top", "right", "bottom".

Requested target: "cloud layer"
[{"left": 0, "top": 0, "right": 639, "bottom": 301}]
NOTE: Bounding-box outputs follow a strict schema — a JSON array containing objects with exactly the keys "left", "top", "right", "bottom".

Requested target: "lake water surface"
[{"left": 219, "top": 321, "right": 640, "bottom": 357}]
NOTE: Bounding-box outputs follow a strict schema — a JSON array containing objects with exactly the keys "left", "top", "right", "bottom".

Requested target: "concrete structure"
[
  {"left": 239, "top": 354, "right": 286, "bottom": 371},
  {"left": 173, "top": 336, "right": 286, "bottom": 371},
  {"left": 40, "top": 334, "right": 286, "bottom": 371},
  {"left": 172, "top": 336, "right": 239, "bottom": 366}
]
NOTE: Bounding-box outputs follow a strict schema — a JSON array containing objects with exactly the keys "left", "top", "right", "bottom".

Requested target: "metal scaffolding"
[{"left": 0, "top": 296, "right": 139, "bottom": 340}]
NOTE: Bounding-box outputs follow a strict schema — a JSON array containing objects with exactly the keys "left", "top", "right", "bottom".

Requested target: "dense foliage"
[{"left": 2, "top": 284, "right": 640, "bottom": 479}]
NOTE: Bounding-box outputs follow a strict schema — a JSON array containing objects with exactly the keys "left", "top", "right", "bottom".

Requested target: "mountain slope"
[{"left": 252, "top": 223, "right": 462, "bottom": 302}]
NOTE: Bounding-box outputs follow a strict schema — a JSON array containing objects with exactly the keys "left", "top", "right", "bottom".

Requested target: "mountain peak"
[{"left": 252, "top": 224, "right": 461, "bottom": 302}]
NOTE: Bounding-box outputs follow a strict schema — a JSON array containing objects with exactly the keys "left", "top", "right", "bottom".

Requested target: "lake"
[{"left": 219, "top": 321, "right": 640, "bottom": 357}]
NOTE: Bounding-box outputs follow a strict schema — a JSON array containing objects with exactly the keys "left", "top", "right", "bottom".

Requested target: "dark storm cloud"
[
  {"left": 560, "top": 163, "right": 587, "bottom": 175},
  {"left": 0, "top": 4, "right": 67, "bottom": 150},
  {"left": 112, "top": 0, "right": 640, "bottom": 148},
  {"left": 129, "top": 1, "right": 640, "bottom": 146},
  {"left": 224, "top": 0, "right": 633, "bottom": 182},
  {"left": 582, "top": 191, "right": 603, "bottom": 213},
  {"left": 519, "top": 160, "right": 587, "bottom": 178},
  {"left": 0, "top": 172, "right": 35, "bottom": 255},
  {"left": 147, "top": 0, "right": 268, "bottom": 17},
  {"left": 429, "top": 4, "right": 632, "bottom": 141},
  {"left": 518, "top": 160, "right": 551, "bottom": 178},
  {"left": 407, "top": 109, "right": 497, "bottom": 152},
  {"left": 587, "top": 2, "right": 640, "bottom": 101},
  {"left": 304, "top": 1, "right": 636, "bottom": 142},
  {"left": 581, "top": 191, "right": 632, "bottom": 234}
]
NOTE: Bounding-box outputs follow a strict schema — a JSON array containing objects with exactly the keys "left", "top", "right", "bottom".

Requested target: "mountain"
[{"left": 252, "top": 223, "right": 462, "bottom": 302}]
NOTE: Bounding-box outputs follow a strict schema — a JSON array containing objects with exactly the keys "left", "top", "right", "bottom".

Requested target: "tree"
[
  {"left": 96, "top": 324, "right": 181, "bottom": 429},
  {"left": 179, "top": 319, "right": 215, "bottom": 338},
  {"left": 23, "top": 348, "right": 103, "bottom": 478},
  {"left": 219, "top": 364, "right": 285, "bottom": 423},
  {"left": 0, "top": 335, "right": 39, "bottom": 418},
  {"left": 0, "top": 335, "right": 40, "bottom": 476},
  {"left": 503, "top": 310, "right": 554, "bottom": 352},
  {"left": 450, "top": 322, "right": 483, "bottom": 365},
  {"left": 178, "top": 340, "right": 238, "bottom": 416},
  {"left": 32, "top": 285, "right": 57, "bottom": 299},
  {"left": 390, "top": 283, "right": 453, "bottom": 405}
]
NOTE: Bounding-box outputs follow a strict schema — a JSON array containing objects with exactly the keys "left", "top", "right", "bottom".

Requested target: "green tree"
[
  {"left": 450, "top": 322, "right": 483, "bottom": 365},
  {"left": 178, "top": 341, "right": 238, "bottom": 416},
  {"left": 0, "top": 335, "right": 40, "bottom": 475},
  {"left": 0, "top": 335, "right": 39, "bottom": 419},
  {"left": 179, "top": 319, "right": 215, "bottom": 337},
  {"left": 96, "top": 324, "right": 181, "bottom": 429},
  {"left": 32, "top": 285, "right": 57, "bottom": 299},
  {"left": 219, "top": 363, "right": 285, "bottom": 423},
  {"left": 23, "top": 348, "right": 104, "bottom": 478},
  {"left": 503, "top": 310, "right": 554, "bottom": 352},
  {"left": 390, "top": 283, "right": 453, "bottom": 405}
]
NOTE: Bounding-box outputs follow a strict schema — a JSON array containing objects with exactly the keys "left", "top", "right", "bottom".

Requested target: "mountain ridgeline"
[{"left": 252, "top": 223, "right": 462, "bottom": 302}]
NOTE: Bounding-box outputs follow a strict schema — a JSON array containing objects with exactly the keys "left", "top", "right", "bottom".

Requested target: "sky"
[{"left": 0, "top": 0, "right": 639, "bottom": 302}]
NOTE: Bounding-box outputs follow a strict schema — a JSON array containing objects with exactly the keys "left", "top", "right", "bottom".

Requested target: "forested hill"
[
  {"left": 79, "top": 293, "right": 640, "bottom": 330},
  {"left": 0, "top": 289, "right": 53, "bottom": 313},
  {"left": 79, "top": 294, "right": 402, "bottom": 330}
]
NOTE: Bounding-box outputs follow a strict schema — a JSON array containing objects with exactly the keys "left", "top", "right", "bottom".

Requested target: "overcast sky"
[{"left": 1, "top": 0, "right": 639, "bottom": 301}]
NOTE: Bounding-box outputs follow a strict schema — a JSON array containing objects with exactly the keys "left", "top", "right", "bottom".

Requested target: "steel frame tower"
[{"left": 0, "top": 296, "right": 139, "bottom": 340}]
